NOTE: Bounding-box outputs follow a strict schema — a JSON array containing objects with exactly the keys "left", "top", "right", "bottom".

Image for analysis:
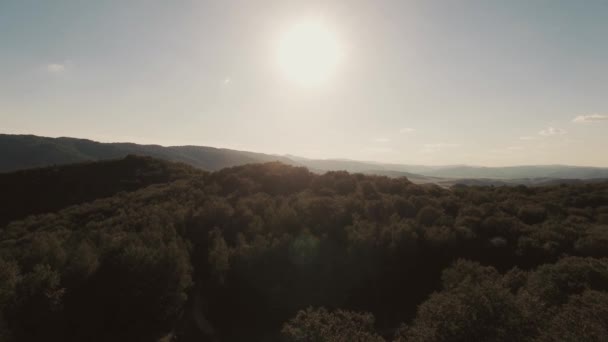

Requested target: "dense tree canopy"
[
  {"left": 0, "top": 159, "right": 607, "bottom": 341},
  {"left": 0, "top": 155, "right": 203, "bottom": 226}
]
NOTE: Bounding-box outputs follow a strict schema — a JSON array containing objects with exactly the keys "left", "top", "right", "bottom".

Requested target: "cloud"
[
  {"left": 46, "top": 63, "right": 66, "bottom": 74},
  {"left": 572, "top": 114, "right": 608, "bottom": 123},
  {"left": 372, "top": 137, "right": 389, "bottom": 143},
  {"left": 399, "top": 127, "right": 415, "bottom": 134},
  {"left": 538, "top": 127, "right": 567, "bottom": 136},
  {"left": 420, "top": 143, "right": 460, "bottom": 154},
  {"left": 519, "top": 136, "right": 540, "bottom": 141}
]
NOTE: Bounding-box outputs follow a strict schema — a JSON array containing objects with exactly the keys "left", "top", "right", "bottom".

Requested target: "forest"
[{"left": 1, "top": 156, "right": 607, "bottom": 341}]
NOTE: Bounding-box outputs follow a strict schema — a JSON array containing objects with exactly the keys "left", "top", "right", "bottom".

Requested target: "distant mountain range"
[
  {"left": 0, "top": 134, "right": 294, "bottom": 172},
  {"left": 2, "top": 133, "right": 608, "bottom": 185}
]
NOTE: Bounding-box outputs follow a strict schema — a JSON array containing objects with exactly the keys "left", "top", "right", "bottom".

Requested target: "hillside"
[
  {"left": 0, "top": 155, "right": 203, "bottom": 226},
  {"left": 287, "top": 156, "right": 608, "bottom": 180},
  {"left": 0, "top": 134, "right": 295, "bottom": 173},
  {"left": 3, "top": 134, "right": 608, "bottom": 183},
  {"left": 1, "top": 161, "right": 607, "bottom": 341}
]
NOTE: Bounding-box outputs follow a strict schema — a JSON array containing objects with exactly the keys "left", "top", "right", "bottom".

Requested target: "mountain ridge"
[{"left": 2, "top": 133, "right": 608, "bottom": 181}]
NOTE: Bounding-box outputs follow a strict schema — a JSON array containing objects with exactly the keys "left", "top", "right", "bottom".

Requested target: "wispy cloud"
[
  {"left": 372, "top": 137, "right": 389, "bottom": 143},
  {"left": 46, "top": 63, "right": 66, "bottom": 74},
  {"left": 420, "top": 143, "right": 460, "bottom": 154},
  {"left": 538, "top": 127, "right": 567, "bottom": 136},
  {"left": 519, "top": 136, "right": 540, "bottom": 141},
  {"left": 572, "top": 114, "right": 608, "bottom": 123},
  {"left": 399, "top": 127, "right": 415, "bottom": 134}
]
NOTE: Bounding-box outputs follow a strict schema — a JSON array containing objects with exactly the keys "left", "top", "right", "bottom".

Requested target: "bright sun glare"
[{"left": 277, "top": 18, "right": 342, "bottom": 86}]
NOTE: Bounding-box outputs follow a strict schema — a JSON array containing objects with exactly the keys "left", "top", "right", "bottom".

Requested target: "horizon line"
[{"left": 2, "top": 131, "right": 608, "bottom": 169}]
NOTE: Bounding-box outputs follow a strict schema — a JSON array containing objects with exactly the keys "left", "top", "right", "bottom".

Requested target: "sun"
[{"left": 277, "top": 18, "right": 342, "bottom": 86}]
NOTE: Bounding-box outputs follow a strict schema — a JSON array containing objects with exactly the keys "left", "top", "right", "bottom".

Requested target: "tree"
[
  {"left": 208, "top": 228, "right": 231, "bottom": 283},
  {"left": 281, "top": 307, "right": 384, "bottom": 342},
  {"left": 403, "top": 262, "right": 527, "bottom": 342},
  {"left": 537, "top": 290, "right": 608, "bottom": 342},
  {"left": 416, "top": 206, "right": 441, "bottom": 226}
]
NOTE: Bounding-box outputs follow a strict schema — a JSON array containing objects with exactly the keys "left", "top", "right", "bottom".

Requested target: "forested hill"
[
  {"left": 4, "top": 134, "right": 608, "bottom": 182},
  {"left": 1, "top": 161, "right": 608, "bottom": 341},
  {"left": 0, "top": 134, "right": 295, "bottom": 173},
  {"left": 0, "top": 155, "right": 203, "bottom": 226}
]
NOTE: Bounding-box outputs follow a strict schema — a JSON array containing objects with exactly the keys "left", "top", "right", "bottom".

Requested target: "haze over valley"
[{"left": 3, "top": 134, "right": 608, "bottom": 186}]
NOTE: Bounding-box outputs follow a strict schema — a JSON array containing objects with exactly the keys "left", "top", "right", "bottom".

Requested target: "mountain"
[
  {"left": 2, "top": 133, "right": 608, "bottom": 182},
  {"left": 0, "top": 134, "right": 295, "bottom": 173},
  {"left": 284, "top": 155, "right": 608, "bottom": 180},
  {"left": 286, "top": 155, "right": 437, "bottom": 174},
  {"left": 421, "top": 165, "right": 608, "bottom": 179}
]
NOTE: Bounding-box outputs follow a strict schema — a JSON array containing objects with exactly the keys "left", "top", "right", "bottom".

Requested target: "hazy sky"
[{"left": 1, "top": 0, "right": 607, "bottom": 166}]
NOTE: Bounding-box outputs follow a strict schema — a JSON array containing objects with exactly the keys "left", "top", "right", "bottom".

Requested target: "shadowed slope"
[{"left": 0, "top": 155, "right": 204, "bottom": 226}]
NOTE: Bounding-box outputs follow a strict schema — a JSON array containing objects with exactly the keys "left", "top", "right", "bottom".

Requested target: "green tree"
[{"left": 282, "top": 307, "right": 384, "bottom": 342}]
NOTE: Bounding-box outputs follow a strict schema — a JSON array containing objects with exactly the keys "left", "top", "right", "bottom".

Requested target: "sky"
[{"left": 1, "top": 0, "right": 607, "bottom": 166}]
